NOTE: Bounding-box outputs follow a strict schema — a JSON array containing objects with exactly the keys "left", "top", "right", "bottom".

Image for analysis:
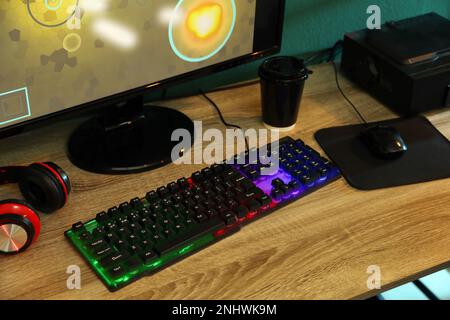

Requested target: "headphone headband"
[{"left": 0, "top": 167, "right": 24, "bottom": 185}]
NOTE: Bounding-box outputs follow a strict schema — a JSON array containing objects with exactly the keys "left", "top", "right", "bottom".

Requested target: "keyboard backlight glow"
[
  {"left": 214, "top": 229, "right": 226, "bottom": 237},
  {"left": 246, "top": 211, "right": 257, "bottom": 220},
  {"left": 179, "top": 244, "right": 194, "bottom": 255}
]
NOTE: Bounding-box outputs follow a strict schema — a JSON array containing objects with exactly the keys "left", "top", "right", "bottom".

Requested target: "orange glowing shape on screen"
[{"left": 186, "top": 3, "right": 223, "bottom": 39}]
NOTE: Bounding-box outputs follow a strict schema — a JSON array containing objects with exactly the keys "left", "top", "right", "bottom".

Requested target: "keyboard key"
[
  {"left": 131, "top": 197, "right": 141, "bottom": 207},
  {"left": 259, "top": 195, "right": 272, "bottom": 206},
  {"left": 317, "top": 167, "right": 329, "bottom": 178},
  {"left": 141, "top": 250, "right": 157, "bottom": 264},
  {"left": 288, "top": 180, "right": 301, "bottom": 192},
  {"left": 105, "top": 232, "right": 119, "bottom": 243},
  {"left": 96, "top": 212, "right": 108, "bottom": 223},
  {"left": 146, "top": 191, "right": 159, "bottom": 203},
  {"left": 152, "top": 234, "right": 162, "bottom": 242},
  {"left": 72, "top": 222, "right": 84, "bottom": 232},
  {"left": 173, "top": 224, "right": 183, "bottom": 233},
  {"left": 89, "top": 239, "right": 106, "bottom": 249},
  {"left": 119, "top": 202, "right": 131, "bottom": 214},
  {"left": 168, "top": 182, "right": 179, "bottom": 193},
  {"left": 100, "top": 252, "right": 125, "bottom": 268},
  {"left": 194, "top": 213, "right": 207, "bottom": 223},
  {"left": 309, "top": 171, "right": 321, "bottom": 182},
  {"left": 271, "top": 178, "right": 285, "bottom": 188},
  {"left": 117, "top": 217, "right": 130, "bottom": 227},
  {"left": 108, "top": 265, "right": 126, "bottom": 279},
  {"left": 129, "top": 244, "right": 142, "bottom": 255},
  {"left": 140, "top": 239, "right": 152, "bottom": 249},
  {"left": 117, "top": 226, "right": 131, "bottom": 238},
  {"left": 129, "top": 222, "right": 142, "bottom": 232},
  {"left": 280, "top": 185, "right": 290, "bottom": 195},
  {"left": 222, "top": 212, "right": 237, "bottom": 226},
  {"left": 247, "top": 169, "right": 259, "bottom": 180},
  {"left": 126, "top": 256, "right": 142, "bottom": 269},
  {"left": 201, "top": 167, "right": 213, "bottom": 178},
  {"left": 128, "top": 212, "right": 140, "bottom": 222},
  {"left": 162, "top": 200, "right": 175, "bottom": 209},
  {"left": 205, "top": 209, "right": 219, "bottom": 217},
  {"left": 138, "top": 229, "right": 149, "bottom": 239},
  {"left": 157, "top": 186, "right": 170, "bottom": 198},
  {"left": 177, "top": 177, "right": 190, "bottom": 189},
  {"left": 247, "top": 199, "right": 261, "bottom": 212},
  {"left": 271, "top": 189, "right": 284, "bottom": 200},
  {"left": 227, "top": 199, "right": 239, "bottom": 209},
  {"left": 306, "top": 146, "right": 320, "bottom": 158},
  {"left": 211, "top": 164, "right": 223, "bottom": 173},
  {"left": 127, "top": 234, "right": 139, "bottom": 244},
  {"left": 114, "top": 239, "right": 129, "bottom": 250},
  {"left": 192, "top": 171, "right": 203, "bottom": 182},
  {"left": 107, "top": 207, "right": 119, "bottom": 218},
  {"left": 216, "top": 204, "right": 229, "bottom": 214},
  {"left": 79, "top": 231, "right": 92, "bottom": 241},
  {"left": 93, "top": 227, "right": 106, "bottom": 239},
  {"left": 235, "top": 205, "right": 249, "bottom": 218},
  {"left": 240, "top": 179, "right": 255, "bottom": 191},
  {"left": 104, "top": 221, "right": 118, "bottom": 231},
  {"left": 295, "top": 139, "right": 305, "bottom": 147},
  {"left": 300, "top": 175, "right": 314, "bottom": 187},
  {"left": 162, "top": 229, "right": 172, "bottom": 238},
  {"left": 94, "top": 246, "right": 113, "bottom": 258}
]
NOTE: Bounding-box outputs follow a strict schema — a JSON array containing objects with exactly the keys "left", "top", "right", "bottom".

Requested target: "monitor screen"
[{"left": 0, "top": 0, "right": 283, "bottom": 133}]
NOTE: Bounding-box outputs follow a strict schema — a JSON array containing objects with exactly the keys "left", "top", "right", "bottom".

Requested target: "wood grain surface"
[{"left": 1, "top": 63, "right": 449, "bottom": 300}]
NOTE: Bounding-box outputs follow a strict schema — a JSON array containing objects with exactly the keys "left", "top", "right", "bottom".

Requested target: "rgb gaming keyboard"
[{"left": 65, "top": 136, "right": 341, "bottom": 291}]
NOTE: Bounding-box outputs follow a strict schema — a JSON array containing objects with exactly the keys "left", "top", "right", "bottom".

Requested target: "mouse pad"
[{"left": 315, "top": 116, "right": 450, "bottom": 190}]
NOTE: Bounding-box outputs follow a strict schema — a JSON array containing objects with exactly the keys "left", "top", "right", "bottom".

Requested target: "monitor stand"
[{"left": 68, "top": 96, "right": 194, "bottom": 174}]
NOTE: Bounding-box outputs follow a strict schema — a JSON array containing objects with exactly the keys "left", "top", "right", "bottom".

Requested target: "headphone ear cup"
[
  {"left": 18, "top": 164, "right": 67, "bottom": 213},
  {"left": 0, "top": 200, "right": 41, "bottom": 254},
  {"left": 42, "top": 162, "right": 71, "bottom": 194},
  {"left": 0, "top": 199, "right": 39, "bottom": 214}
]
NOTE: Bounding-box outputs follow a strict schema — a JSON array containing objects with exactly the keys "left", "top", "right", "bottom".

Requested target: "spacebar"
[{"left": 154, "top": 217, "right": 225, "bottom": 256}]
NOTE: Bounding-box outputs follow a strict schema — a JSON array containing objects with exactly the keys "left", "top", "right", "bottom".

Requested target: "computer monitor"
[{"left": 0, "top": 0, "right": 285, "bottom": 173}]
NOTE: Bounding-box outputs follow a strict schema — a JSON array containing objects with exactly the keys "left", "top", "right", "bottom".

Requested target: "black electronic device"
[
  {"left": 65, "top": 136, "right": 341, "bottom": 291},
  {"left": 0, "top": 1, "right": 286, "bottom": 174},
  {"left": 360, "top": 125, "right": 408, "bottom": 159},
  {"left": 341, "top": 13, "right": 450, "bottom": 116}
]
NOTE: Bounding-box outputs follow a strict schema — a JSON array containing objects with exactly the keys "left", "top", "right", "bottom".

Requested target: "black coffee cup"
[{"left": 259, "top": 56, "right": 309, "bottom": 131}]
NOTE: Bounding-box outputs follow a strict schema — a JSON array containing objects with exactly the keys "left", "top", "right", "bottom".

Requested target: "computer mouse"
[{"left": 360, "top": 125, "right": 408, "bottom": 159}]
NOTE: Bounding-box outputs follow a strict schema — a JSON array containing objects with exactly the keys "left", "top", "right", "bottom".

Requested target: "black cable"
[
  {"left": 328, "top": 40, "right": 343, "bottom": 63},
  {"left": 331, "top": 61, "right": 368, "bottom": 125},
  {"left": 328, "top": 41, "right": 368, "bottom": 125},
  {"left": 199, "top": 89, "right": 249, "bottom": 152}
]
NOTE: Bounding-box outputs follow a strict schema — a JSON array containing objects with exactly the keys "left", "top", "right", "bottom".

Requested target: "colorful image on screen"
[{"left": 0, "top": 0, "right": 256, "bottom": 128}]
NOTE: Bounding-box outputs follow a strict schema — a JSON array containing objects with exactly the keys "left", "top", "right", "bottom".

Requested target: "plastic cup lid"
[{"left": 259, "top": 56, "right": 309, "bottom": 81}]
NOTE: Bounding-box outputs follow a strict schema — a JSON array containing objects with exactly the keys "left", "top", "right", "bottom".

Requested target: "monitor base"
[{"left": 68, "top": 104, "right": 194, "bottom": 175}]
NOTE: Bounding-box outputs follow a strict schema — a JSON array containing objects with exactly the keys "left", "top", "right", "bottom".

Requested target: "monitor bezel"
[{"left": 0, "top": 0, "right": 285, "bottom": 137}]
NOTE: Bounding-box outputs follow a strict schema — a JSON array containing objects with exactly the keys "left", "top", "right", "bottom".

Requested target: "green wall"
[{"left": 148, "top": 0, "right": 450, "bottom": 101}]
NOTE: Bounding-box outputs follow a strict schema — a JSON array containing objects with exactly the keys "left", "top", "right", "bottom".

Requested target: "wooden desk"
[{"left": 1, "top": 63, "right": 449, "bottom": 300}]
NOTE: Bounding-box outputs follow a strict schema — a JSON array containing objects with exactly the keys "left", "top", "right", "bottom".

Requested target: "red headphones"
[{"left": 0, "top": 162, "right": 71, "bottom": 254}]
